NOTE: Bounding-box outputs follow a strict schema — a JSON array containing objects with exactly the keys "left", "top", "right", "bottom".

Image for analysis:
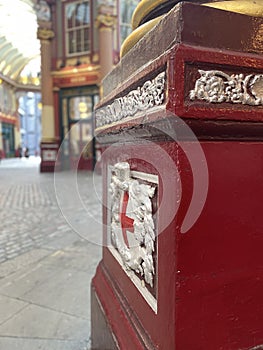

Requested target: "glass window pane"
[
  {"left": 76, "top": 3, "right": 90, "bottom": 25},
  {"left": 70, "top": 123, "right": 80, "bottom": 156},
  {"left": 68, "top": 31, "right": 75, "bottom": 54},
  {"left": 69, "top": 97, "right": 79, "bottom": 120},
  {"left": 65, "top": 0, "right": 90, "bottom": 55},
  {"left": 69, "top": 96, "right": 93, "bottom": 121},
  {"left": 84, "top": 28, "right": 90, "bottom": 51},
  {"left": 120, "top": 0, "right": 140, "bottom": 43},
  {"left": 94, "top": 94, "right": 99, "bottom": 107},
  {"left": 83, "top": 2, "right": 90, "bottom": 24},
  {"left": 66, "top": 3, "right": 76, "bottom": 28},
  {"left": 76, "top": 29, "right": 82, "bottom": 52}
]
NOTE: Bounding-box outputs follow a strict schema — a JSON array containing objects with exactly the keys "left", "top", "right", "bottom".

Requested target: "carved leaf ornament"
[
  {"left": 109, "top": 162, "right": 156, "bottom": 288},
  {"left": 95, "top": 72, "right": 165, "bottom": 127},
  {"left": 190, "top": 70, "right": 263, "bottom": 106}
]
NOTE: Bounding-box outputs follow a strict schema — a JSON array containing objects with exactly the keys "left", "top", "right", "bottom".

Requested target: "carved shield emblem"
[{"left": 109, "top": 162, "right": 157, "bottom": 289}]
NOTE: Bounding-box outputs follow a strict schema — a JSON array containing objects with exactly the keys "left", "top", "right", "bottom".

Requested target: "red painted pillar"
[{"left": 91, "top": 3, "right": 263, "bottom": 349}]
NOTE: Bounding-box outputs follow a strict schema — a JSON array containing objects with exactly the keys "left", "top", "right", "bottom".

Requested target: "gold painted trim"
[
  {"left": 204, "top": 0, "right": 263, "bottom": 17},
  {"left": 37, "top": 28, "right": 55, "bottom": 41},
  {"left": 121, "top": 16, "right": 162, "bottom": 58},
  {"left": 51, "top": 65, "right": 100, "bottom": 77},
  {"left": 127, "top": 0, "right": 263, "bottom": 59},
  {"left": 41, "top": 138, "right": 58, "bottom": 143},
  {"left": 131, "top": 0, "right": 168, "bottom": 30},
  {"left": 95, "top": 13, "right": 117, "bottom": 28}
]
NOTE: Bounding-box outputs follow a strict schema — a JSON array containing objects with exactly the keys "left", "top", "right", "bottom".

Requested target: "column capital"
[
  {"left": 37, "top": 27, "right": 55, "bottom": 41},
  {"left": 96, "top": 13, "right": 117, "bottom": 29}
]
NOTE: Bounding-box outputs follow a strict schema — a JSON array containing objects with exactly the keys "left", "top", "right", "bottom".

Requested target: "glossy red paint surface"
[
  {"left": 175, "top": 141, "right": 263, "bottom": 349},
  {"left": 91, "top": 4, "right": 263, "bottom": 349},
  {"left": 94, "top": 139, "right": 263, "bottom": 349},
  {"left": 40, "top": 141, "right": 60, "bottom": 173},
  {"left": 167, "top": 44, "right": 263, "bottom": 123}
]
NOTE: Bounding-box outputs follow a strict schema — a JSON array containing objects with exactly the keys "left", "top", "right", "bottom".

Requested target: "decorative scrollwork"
[
  {"left": 95, "top": 72, "right": 166, "bottom": 128},
  {"left": 95, "top": 14, "right": 116, "bottom": 28},
  {"left": 190, "top": 70, "right": 263, "bottom": 106},
  {"left": 37, "top": 28, "right": 55, "bottom": 41},
  {"left": 109, "top": 162, "right": 156, "bottom": 288}
]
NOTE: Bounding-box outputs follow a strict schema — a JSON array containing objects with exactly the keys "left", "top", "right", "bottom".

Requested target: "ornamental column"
[
  {"left": 96, "top": 2, "right": 117, "bottom": 81},
  {"left": 36, "top": 0, "right": 58, "bottom": 172},
  {"left": 37, "top": 27, "right": 55, "bottom": 141},
  {"left": 95, "top": 2, "right": 117, "bottom": 174},
  {"left": 91, "top": 1, "right": 263, "bottom": 349}
]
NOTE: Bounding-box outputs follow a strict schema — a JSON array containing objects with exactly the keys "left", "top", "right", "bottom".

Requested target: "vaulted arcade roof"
[{"left": 0, "top": 0, "right": 40, "bottom": 86}]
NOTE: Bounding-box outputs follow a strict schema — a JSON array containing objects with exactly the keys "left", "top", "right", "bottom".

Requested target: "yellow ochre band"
[
  {"left": 121, "top": 16, "right": 162, "bottom": 58},
  {"left": 131, "top": 0, "right": 168, "bottom": 30},
  {"left": 122, "top": 0, "right": 263, "bottom": 58},
  {"left": 204, "top": 0, "right": 263, "bottom": 17}
]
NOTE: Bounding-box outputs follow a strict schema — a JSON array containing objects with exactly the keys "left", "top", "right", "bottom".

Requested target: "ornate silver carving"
[
  {"left": 96, "top": 72, "right": 166, "bottom": 127},
  {"left": 190, "top": 70, "right": 263, "bottom": 106},
  {"left": 109, "top": 162, "right": 156, "bottom": 288}
]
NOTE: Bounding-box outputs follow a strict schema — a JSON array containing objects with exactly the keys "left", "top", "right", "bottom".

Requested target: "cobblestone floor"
[{"left": 0, "top": 157, "right": 102, "bottom": 350}]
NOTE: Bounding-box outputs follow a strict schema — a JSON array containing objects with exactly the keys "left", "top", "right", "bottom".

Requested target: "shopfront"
[
  {"left": 2, "top": 122, "right": 15, "bottom": 157},
  {"left": 59, "top": 85, "right": 99, "bottom": 170}
]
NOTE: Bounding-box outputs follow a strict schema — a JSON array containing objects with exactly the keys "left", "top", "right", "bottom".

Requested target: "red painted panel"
[
  {"left": 53, "top": 91, "right": 60, "bottom": 139},
  {"left": 92, "top": 6, "right": 263, "bottom": 348},
  {"left": 98, "top": 142, "right": 178, "bottom": 349},
  {"left": 168, "top": 44, "right": 263, "bottom": 122},
  {"left": 176, "top": 141, "right": 263, "bottom": 349},
  {"left": 93, "top": 138, "right": 263, "bottom": 349}
]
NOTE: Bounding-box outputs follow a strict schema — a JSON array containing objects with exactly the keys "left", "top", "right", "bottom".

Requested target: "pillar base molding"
[
  {"left": 91, "top": 261, "right": 155, "bottom": 350},
  {"left": 40, "top": 139, "right": 60, "bottom": 173}
]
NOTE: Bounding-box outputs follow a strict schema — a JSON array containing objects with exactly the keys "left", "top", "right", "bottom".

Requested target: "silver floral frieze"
[
  {"left": 190, "top": 70, "right": 263, "bottom": 106},
  {"left": 95, "top": 71, "right": 166, "bottom": 128}
]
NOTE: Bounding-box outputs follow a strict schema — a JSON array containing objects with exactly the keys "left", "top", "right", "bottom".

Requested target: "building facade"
[
  {"left": 37, "top": 0, "right": 139, "bottom": 171},
  {"left": 0, "top": 81, "right": 20, "bottom": 159}
]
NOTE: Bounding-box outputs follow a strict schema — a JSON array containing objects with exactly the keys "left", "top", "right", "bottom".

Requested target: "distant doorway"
[
  {"left": 2, "top": 123, "right": 15, "bottom": 157},
  {"left": 60, "top": 86, "right": 99, "bottom": 170}
]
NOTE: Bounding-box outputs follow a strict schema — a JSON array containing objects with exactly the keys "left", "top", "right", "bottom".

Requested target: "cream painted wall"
[
  {"left": 14, "top": 125, "right": 21, "bottom": 149},
  {"left": 41, "top": 105, "right": 55, "bottom": 140}
]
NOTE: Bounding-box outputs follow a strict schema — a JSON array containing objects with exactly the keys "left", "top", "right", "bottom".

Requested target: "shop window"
[
  {"left": 2, "top": 123, "right": 14, "bottom": 157},
  {"left": 65, "top": 0, "right": 90, "bottom": 56},
  {"left": 69, "top": 96, "right": 92, "bottom": 120}
]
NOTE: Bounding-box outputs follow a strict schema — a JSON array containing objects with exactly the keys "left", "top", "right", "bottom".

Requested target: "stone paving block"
[
  {"left": 0, "top": 304, "right": 90, "bottom": 340},
  {"left": 42, "top": 246, "right": 101, "bottom": 273},
  {"left": 0, "top": 159, "right": 103, "bottom": 348},
  {"left": 0, "top": 295, "right": 28, "bottom": 325},
  {"left": 40, "top": 231, "right": 80, "bottom": 250},
  {"left": 0, "top": 249, "right": 51, "bottom": 278},
  {"left": 0, "top": 262, "right": 61, "bottom": 298},
  {"left": 0, "top": 337, "right": 90, "bottom": 350},
  {"left": 21, "top": 267, "right": 92, "bottom": 319}
]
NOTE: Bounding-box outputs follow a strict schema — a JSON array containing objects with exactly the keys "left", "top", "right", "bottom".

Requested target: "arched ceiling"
[{"left": 0, "top": 0, "right": 41, "bottom": 85}]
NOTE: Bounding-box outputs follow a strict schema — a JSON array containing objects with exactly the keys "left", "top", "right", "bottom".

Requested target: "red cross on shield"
[{"left": 119, "top": 191, "right": 135, "bottom": 248}]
